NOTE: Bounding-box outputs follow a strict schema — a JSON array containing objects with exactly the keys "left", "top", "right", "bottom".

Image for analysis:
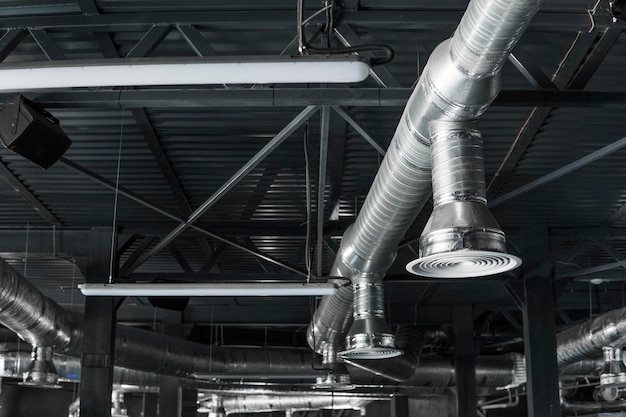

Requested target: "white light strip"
[
  {"left": 192, "top": 373, "right": 326, "bottom": 380},
  {"left": 0, "top": 56, "right": 370, "bottom": 91},
  {"left": 78, "top": 282, "right": 337, "bottom": 297}
]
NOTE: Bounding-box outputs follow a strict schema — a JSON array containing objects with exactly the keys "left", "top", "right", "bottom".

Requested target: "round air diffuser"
[
  {"left": 407, "top": 250, "right": 522, "bottom": 278},
  {"left": 313, "top": 373, "right": 355, "bottom": 391},
  {"left": 338, "top": 346, "right": 403, "bottom": 360}
]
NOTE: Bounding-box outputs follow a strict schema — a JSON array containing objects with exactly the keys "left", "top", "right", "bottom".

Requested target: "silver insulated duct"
[
  {"left": 406, "top": 120, "right": 520, "bottom": 278},
  {"left": 200, "top": 395, "right": 374, "bottom": 415},
  {"left": 308, "top": 0, "right": 541, "bottom": 357}
]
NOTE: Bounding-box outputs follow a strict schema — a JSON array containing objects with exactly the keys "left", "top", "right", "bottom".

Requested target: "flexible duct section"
[{"left": 307, "top": 0, "right": 542, "bottom": 357}]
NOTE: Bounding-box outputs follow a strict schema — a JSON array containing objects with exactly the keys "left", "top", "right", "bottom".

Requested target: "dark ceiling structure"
[{"left": 0, "top": 0, "right": 625, "bottom": 416}]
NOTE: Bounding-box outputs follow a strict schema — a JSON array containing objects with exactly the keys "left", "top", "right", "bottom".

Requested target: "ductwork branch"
[
  {"left": 0, "top": 258, "right": 319, "bottom": 379},
  {"left": 307, "top": 0, "right": 541, "bottom": 357},
  {"left": 556, "top": 306, "right": 626, "bottom": 366}
]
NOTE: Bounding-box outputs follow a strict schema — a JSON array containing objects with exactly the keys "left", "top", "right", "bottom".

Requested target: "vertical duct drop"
[
  {"left": 406, "top": 120, "right": 521, "bottom": 278},
  {"left": 339, "top": 280, "right": 402, "bottom": 359},
  {"left": 20, "top": 345, "right": 61, "bottom": 389}
]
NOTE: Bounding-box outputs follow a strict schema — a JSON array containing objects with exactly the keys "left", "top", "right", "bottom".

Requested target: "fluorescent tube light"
[
  {"left": 193, "top": 372, "right": 326, "bottom": 380},
  {"left": 0, "top": 56, "right": 370, "bottom": 91},
  {"left": 78, "top": 282, "right": 338, "bottom": 297}
]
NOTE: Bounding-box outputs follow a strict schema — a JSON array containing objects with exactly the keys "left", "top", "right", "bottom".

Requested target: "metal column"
[
  {"left": 454, "top": 304, "right": 477, "bottom": 417},
  {"left": 80, "top": 227, "right": 117, "bottom": 417},
  {"left": 390, "top": 395, "right": 409, "bottom": 417},
  {"left": 522, "top": 228, "right": 560, "bottom": 417}
]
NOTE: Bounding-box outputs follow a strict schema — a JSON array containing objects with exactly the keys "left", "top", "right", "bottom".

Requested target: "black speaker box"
[{"left": 0, "top": 95, "right": 71, "bottom": 168}]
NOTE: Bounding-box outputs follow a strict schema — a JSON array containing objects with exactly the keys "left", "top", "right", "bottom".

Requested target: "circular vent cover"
[
  {"left": 338, "top": 346, "right": 403, "bottom": 360},
  {"left": 406, "top": 250, "right": 522, "bottom": 278}
]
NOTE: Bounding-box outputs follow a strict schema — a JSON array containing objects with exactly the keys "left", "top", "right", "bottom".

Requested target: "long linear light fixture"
[
  {"left": 0, "top": 56, "right": 370, "bottom": 91},
  {"left": 78, "top": 282, "right": 338, "bottom": 297}
]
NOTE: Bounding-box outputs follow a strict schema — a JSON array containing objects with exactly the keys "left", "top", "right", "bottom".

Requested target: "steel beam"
[
  {"left": 29, "top": 28, "right": 66, "bottom": 60},
  {"left": 0, "top": 10, "right": 590, "bottom": 32},
  {"left": 487, "top": 30, "right": 601, "bottom": 197},
  {"left": 59, "top": 158, "right": 307, "bottom": 277},
  {"left": 489, "top": 136, "right": 626, "bottom": 208},
  {"left": 125, "top": 25, "right": 170, "bottom": 58},
  {"left": 327, "top": 111, "right": 348, "bottom": 222},
  {"left": 509, "top": 45, "right": 556, "bottom": 89},
  {"left": 176, "top": 24, "right": 218, "bottom": 57},
  {"left": 453, "top": 304, "right": 477, "bottom": 417},
  {"left": 0, "top": 29, "right": 27, "bottom": 62},
  {"left": 198, "top": 242, "right": 227, "bottom": 273},
  {"left": 0, "top": 159, "right": 63, "bottom": 226},
  {"left": 133, "top": 105, "right": 320, "bottom": 270},
  {"left": 559, "top": 259, "right": 626, "bottom": 278},
  {"left": 132, "top": 109, "right": 193, "bottom": 215},
  {"left": 80, "top": 227, "right": 117, "bottom": 417},
  {"left": 317, "top": 106, "right": 331, "bottom": 275},
  {"left": 333, "top": 106, "right": 386, "bottom": 156},
  {"left": 521, "top": 228, "right": 560, "bottom": 417},
  {"left": 24, "top": 88, "right": 626, "bottom": 109}
]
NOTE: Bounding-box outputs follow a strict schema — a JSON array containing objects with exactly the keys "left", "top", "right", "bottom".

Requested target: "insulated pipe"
[
  {"left": 561, "top": 398, "right": 626, "bottom": 415},
  {"left": 200, "top": 395, "right": 375, "bottom": 415},
  {"left": 0, "top": 259, "right": 317, "bottom": 378},
  {"left": 307, "top": 0, "right": 542, "bottom": 355},
  {"left": 556, "top": 306, "right": 626, "bottom": 366}
]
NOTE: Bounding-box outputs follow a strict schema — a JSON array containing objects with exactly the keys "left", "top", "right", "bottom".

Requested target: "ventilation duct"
[
  {"left": 343, "top": 325, "right": 423, "bottom": 382},
  {"left": 556, "top": 306, "right": 626, "bottom": 366},
  {"left": 307, "top": 0, "right": 541, "bottom": 357},
  {"left": 339, "top": 280, "right": 402, "bottom": 359},
  {"left": 314, "top": 345, "right": 354, "bottom": 391},
  {"left": 0, "top": 258, "right": 318, "bottom": 379},
  {"left": 20, "top": 345, "right": 61, "bottom": 389},
  {"left": 199, "top": 395, "right": 375, "bottom": 415},
  {"left": 406, "top": 120, "right": 521, "bottom": 278}
]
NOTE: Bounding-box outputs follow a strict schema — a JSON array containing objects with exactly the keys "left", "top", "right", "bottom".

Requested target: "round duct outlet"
[
  {"left": 338, "top": 346, "right": 403, "bottom": 360},
  {"left": 406, "top": 250, "right": 522, "bottom": 278}
]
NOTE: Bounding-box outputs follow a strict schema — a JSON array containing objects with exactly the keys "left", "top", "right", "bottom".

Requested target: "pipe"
[
  {"left": 0, "top": 258, "right": 318, "bottom": 378},
  {"left": 307, "top": 0, "right": 542, "bottom": 356},
  {"left": 0, "top": 350, "right": 161, "bottom": 386},
  {"left": 561, "top": 398, "right": 626, "bottom": 415},
  {"left": 556, "top": 306, "right": 626, "bottom": 366},
  {"left": 200, "top": 395, "right": 376, "bottom": 415}
]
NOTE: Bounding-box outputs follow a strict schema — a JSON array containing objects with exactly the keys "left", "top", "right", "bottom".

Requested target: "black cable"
[{"left": 297, "top": 0, "right": 395, "bottom": 66}]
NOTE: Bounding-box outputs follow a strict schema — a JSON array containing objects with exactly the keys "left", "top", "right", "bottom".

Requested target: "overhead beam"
[
  {"left": 132, "top": 105, "right": 320, "bottom": 270},
  {"left": 132, "top": 109, "right": 193, "bottom": 215},
  {"left": 333, "top": 106, "right": 386, "bottom": 155},
  {"left": 489, "top": 136, "right": 626, "bottom": 208},
  {"left": 176, "top": 24, "right": 218, "bottom": 57},
  {"left": 125, "top": 25, "right": 171, "bottom": 58},
  {"left": 0, "top": 159, "right": 63, "bottom": 227},
  {"left": 59, "top": 157, "right": 307, "bottom": 277},
  {"left": 0, "top": 29, "right": 28, "bottom": 62},
  {"left": 29, "top": 28, "right": 66, "bottom": 60},
  {"left": 509, "top": 45, "right": 556, "bottom": 89},
  {"left": 317, "top": 106, "right": 331, "bottom": 275},
  {"left": 28, "top": 88, "right": 626, "bottom": 109},
  {"left": 488, "top": 27, "right": 620, "bottom": 197},
  {"left": 0, "top": 10, "right": 591, "bottom": 32},
  {"left": 326, "top": 111, "right": 348, "bottom": 222}
]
